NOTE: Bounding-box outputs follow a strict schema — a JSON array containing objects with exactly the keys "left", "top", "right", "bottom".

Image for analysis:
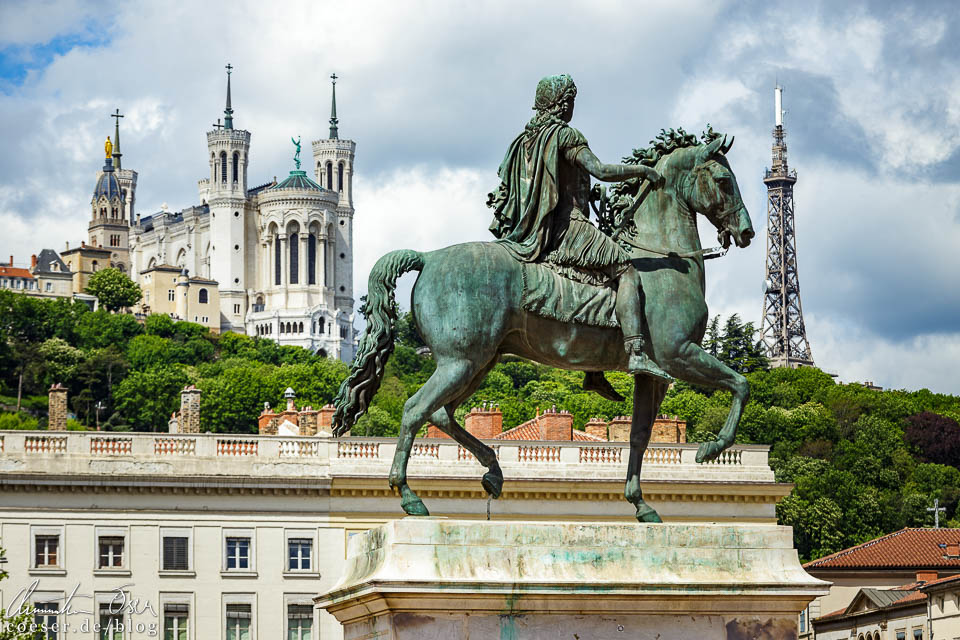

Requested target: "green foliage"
[
  {"left": 114, "top": 366, "right": 190, "bottom": 431},
  {"left": 85, "top": 267, "right": 142, "bottom": 311},
  {"left": 0, "top": 412, "right": 39, "bottom": 430},
  {"left": 76, "top": 310, "right": 143, "bottom": 350}
]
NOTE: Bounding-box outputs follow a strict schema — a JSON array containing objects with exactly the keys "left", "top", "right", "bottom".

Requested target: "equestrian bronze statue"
[{"left": 333, "top": 74, "right": 755, "bottom": 522}]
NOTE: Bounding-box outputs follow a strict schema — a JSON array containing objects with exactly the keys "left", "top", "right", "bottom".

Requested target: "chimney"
[
  {"left": 584, "top": 417, "right": 608, "bottom": 440},
  {"left": 916, "top": 570, "right": 939, "bottom": 583},
  {"left": 539, "top": 406, "right": 573, "bottom": 441},
  {"left": 168, "top": 412, "right": 180, "bottom": 433},
  {"left": 426, "top": 424, "right": 450, "bottom": 439},
  {"left": 651, "top": 415, "right": 687, "bottom": 443},
  {"left": 284, "top": 387, "right": 297, "bottom": 412},
  {"left": 464, "top": 404, "right": 503, "bottom": 439},
  {"left": 65, "top": 241, "right": 69, "bottom": 251},
  {"left": 318, "top": 404, "right": 336, "bottom": 433},
  {"left": 179, "top": 385, "right": 201, "bottom": 433},
  {"left": 7, "top": 255, "right": 12, "bottom": 266},
  {"left": 258, "top": 402, "right": 280, "bottom": 435},
  {"left": 607, "top": 416, "right": 632, "bottom": 442},
  {"left": 31, "top": 254, "right": 37, "bottom": 269},
  {"left": 47, "top": 383, "right": 68, "bottom": 431},
  {"left": 299, "top": 406, "right": 318, "bottom": 436}
]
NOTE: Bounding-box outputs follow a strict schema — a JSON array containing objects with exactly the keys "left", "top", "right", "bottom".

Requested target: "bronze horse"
[{"left": 333, "top": 131, "right": 754, "bottom": 522}]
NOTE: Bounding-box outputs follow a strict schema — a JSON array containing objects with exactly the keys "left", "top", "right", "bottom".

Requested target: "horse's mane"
[
  {"left": 623, "top": 125, "right": 724, "bottom": 167},
  {"left": 599, "top": 125, "right": 726, "bottom": 236}
]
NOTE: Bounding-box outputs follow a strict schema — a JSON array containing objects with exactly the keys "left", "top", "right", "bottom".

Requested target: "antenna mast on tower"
[{"left": 760, "top": 86, "right": 814, "bottom": 368}]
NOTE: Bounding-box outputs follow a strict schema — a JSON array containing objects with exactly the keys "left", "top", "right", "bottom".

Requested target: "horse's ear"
[
  {"left": 721, "top": 135, "right": 734, "bottom": 155},
  {"left": 697, "top": 136, "right": 724, "bottom": 164}
]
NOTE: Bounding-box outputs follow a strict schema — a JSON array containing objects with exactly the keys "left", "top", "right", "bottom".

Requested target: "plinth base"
[{"left": 316, "top": 518, "right": 829, "bottom": 640}]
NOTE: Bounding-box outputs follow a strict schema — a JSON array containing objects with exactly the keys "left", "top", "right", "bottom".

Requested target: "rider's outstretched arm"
[{"left": 574, "top": 147, "right": 661, "bottom": 184}]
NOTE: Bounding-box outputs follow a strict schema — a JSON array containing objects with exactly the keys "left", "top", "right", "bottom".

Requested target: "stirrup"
[{"left": 628, "top": 352, "right": 672, "bottom": 382}]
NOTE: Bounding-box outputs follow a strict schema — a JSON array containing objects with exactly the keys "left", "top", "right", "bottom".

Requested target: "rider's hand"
[{"left": 644, "top": 167, "right": 665, "bottom": 189}]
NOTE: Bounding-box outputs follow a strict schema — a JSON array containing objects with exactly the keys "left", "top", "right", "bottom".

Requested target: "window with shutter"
[
  {"left": 225, "top": 604, "right": 252, "bottom": 640},
  {"left": 164, "top": 603, "right": 189, "bottom": 640},
  {"left": 287, "top": 604, "right": 313, "bottom": 640},
  {"left": 162, "top": 536, "right": 189, "bottom": 570}
]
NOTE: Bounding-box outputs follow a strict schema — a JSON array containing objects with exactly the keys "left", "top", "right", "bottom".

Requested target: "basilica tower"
[
  {"left": 312, "top": 73, "right": 355, "bottom": 321},
  {"left": 88, "top": 134, "right": 130, "bottom": 273},
  {"left": 207, "top": 64, "right": 251, "bottom": 331}
]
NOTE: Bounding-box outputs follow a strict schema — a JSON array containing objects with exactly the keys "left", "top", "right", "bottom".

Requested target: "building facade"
[
  {"left": 0, "top": 382, "right": 788, "bottom": 639},
  {"left": 799, "top": 528, "right": 960, "bottom": 639},
  {"left": 128, "top": 70, "right": 357, "bottom": 361}
]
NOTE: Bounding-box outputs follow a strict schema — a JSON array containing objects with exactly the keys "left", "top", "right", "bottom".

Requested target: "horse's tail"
[{"left": 332, "top": 249, "right": 425, "bottom": 435}]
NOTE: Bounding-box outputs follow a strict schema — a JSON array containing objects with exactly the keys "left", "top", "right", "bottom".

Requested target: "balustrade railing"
[{"left": 0, "top": 431, "right": 765, "bottom": 480}]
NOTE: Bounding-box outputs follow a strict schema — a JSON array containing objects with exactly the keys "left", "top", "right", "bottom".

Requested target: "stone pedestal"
[{"left": 316, "top": 519, "right": 829, "bottom": 640}]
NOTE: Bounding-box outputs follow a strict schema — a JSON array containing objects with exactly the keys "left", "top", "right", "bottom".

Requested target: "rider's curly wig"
[{"left": 526, "top": 74, "right": 578, "bottom": 133}]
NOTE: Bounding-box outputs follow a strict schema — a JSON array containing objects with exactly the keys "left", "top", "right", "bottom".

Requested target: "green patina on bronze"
[
  {"left": 291, "top": 136, "right": 302, "bottom": 170},
  {"left": 333, "top": 75, "right": 755, "bottom": 522}
]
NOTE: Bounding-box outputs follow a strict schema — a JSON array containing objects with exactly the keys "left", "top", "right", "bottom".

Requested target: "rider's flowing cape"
[{"left": 488, "top": 122, "right": 565, "bottom": 262}]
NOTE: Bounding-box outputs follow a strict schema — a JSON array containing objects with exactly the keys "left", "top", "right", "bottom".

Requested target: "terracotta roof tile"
[
  {"left": 919, "top": 573, "right": 960, "bottom": 590},
  {"left": 494, "top": 420, "right": 606, "bottom": 442},
  {"left": 804, "top": 528, "right": 960, "bottom": 570},
  {"left": 816, "top": 607, "right": 848, "bottom": 621},
  {"left": 0, "top": 266, "right": 35, "bottom": 279}
]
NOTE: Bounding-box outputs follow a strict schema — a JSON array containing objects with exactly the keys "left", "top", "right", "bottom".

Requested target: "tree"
[
  {"left": 85, "top": 268, "right": 142, "bottom": 311},
  {"left": 904, "top": 412, "right": 960, "bottom": 468},
  {"left": 718, "top": 314, "right": 768, "bottom": 373},
  {"left": 76, "top": 310, "right": 142, "bottom": 350},
  {"left": 113, "top": 365, "right": 189, "bottom": 431}
]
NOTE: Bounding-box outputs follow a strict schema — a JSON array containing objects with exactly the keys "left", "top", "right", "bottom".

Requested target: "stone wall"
[{"left": 48, "top": 383, "right": 67, "bottom": 431}]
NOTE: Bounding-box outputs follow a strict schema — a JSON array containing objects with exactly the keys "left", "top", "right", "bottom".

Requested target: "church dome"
[
  {"left": 270, "top": 170, "right": 322, "bottom": 192},
  {"left": 93, "top": 159, "right": 124, "bottom": 201}
]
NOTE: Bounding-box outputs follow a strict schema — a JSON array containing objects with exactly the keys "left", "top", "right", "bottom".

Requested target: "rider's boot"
[{"left": 624, "top": 335, "right": 672, "bottom": 382}]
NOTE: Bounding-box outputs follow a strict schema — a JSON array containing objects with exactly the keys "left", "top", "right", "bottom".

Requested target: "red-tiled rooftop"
[
  {"left": 0, "top": 265, "right": 35, "bottom": 279},
  {"left": 804, "top": 528, "right": 960, "bottom": 570},
  {"left": 494, "top": 421, "right": 605, "bottom": 442}
]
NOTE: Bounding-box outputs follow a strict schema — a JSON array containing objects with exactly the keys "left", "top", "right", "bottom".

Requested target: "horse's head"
[{"left": 680, "top": 135, "right": 754, "bottom": 249}]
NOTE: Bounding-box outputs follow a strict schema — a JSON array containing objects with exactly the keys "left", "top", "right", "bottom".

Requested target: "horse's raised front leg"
[
  {"left": 389, "top": 360, "right": 479, "bottom": 516},
  {"left": 430, "top": 407, "right": 503, "bottom": 498},
  {"left": 662, "top": 341, "right": 749, "bottom": 463},
  {"left": 624, "top": 375, "right": 669, "bottom": 523}
]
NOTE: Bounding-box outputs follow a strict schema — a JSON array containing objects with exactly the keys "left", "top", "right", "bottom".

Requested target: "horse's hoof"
[
  {"left": 696, "top": 440, "right": 722, "bottom": 463},
  {"left": 401, "top": 496, "right": 430, "bottom": 516},
  {"left": 635, "top": 502, "right": 663, "bottom": 523},
  {"left": 481, "top": 471, "right": 503, "bottom": 499}
]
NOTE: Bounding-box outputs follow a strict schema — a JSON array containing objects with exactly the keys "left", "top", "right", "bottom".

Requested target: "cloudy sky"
[{"left": 1, "top": 0, "right": 958, "bottom": 393}]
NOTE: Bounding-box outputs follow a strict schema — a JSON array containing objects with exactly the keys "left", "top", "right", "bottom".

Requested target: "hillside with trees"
[{"left": 1, "top": 290, "right": 958, "bottom": 561}]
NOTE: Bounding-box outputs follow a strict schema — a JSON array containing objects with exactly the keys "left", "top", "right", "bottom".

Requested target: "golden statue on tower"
[{"left": 104, "top": 136, "right": 113, "bottom": 159}]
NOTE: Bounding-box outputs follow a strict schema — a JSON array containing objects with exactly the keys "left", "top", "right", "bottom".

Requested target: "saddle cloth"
[{"left": 520, "top": 261, "right": 619, "bottom": 328}]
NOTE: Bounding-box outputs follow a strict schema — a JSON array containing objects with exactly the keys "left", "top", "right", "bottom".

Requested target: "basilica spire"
[
  {"left": 110, "top": 108, "right": 124, "bottom": 170},
  {"left": 328, "top": 72, "right": 339, "bottom": 139},
  {"left": 224, "top": 63, "right": 234, "bottom": 130}
]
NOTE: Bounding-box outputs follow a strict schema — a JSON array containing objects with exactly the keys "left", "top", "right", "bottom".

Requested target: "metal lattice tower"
[{"left": 760, "top": 86, "right": 814, "bottom": 368}]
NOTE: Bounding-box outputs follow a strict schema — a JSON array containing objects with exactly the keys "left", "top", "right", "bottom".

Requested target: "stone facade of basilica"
[{"left": 117, "top": 69, "right": 356, "bottom": 361}]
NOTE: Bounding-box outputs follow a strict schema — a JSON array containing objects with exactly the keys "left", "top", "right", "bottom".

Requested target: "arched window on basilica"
[
  {"left": 308, "top": 233, "right": 317, "bottom": 285},
  {"left": 232, "top": 152, "right": 239, "bottom": 183},
  {"left": 326, "top": 162, "right": 333, "bottom": 191},
  {"left": 274, "top": 235, "right": 282, "bottom": 286},
  {"left": 220, "top": 152, "right": 228, "bottom": 183},
  {"left": 289, "top": 232, "right": 299, "bottom": 284},
  {"left": 198, "top": 288, "right": 208, "bottom": 304},
  {"left": 338, "top": 162, "right": 344, "bottom": 192}
]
